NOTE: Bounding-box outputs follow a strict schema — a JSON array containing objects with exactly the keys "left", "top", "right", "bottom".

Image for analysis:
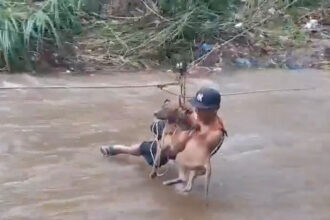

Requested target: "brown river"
[{"left": 0, "top": 69, "right": 329, "bottom": 220}]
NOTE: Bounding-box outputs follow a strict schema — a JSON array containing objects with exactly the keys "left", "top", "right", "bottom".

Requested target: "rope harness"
[
  {"left": 150, "top": 120, "right": 170, "bottom": 177},
  {"left": 210, "top": 133, "right": 226, "bottom": 157}
]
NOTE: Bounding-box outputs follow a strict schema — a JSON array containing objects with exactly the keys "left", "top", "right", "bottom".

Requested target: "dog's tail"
[{"left": 204, "top": 160, "right": 211, "bottom": 205}]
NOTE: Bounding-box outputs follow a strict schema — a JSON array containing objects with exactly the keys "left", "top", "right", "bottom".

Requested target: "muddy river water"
[{"left": 0, "top": 69, "right": 329, "bottom": 220}]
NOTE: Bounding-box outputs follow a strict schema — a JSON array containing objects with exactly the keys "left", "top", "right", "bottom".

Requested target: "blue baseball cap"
[{"left": 189, "top": 87, "right": 221, "bottom": 110}]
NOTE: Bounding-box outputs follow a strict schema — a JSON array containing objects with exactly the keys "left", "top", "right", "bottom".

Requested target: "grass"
[
  {"left": 100, "top": 0, "right": 310, "bottom": 67},
  {"left": 0, "top": 0, "right": 86, "bottom": 72},
  {"left": 97, "top": 1, "right": 238, "bottom": 67}
]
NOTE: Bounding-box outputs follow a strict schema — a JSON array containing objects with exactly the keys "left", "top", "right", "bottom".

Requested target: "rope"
[
  {"left": 0, "top": 82, "right": 179, "bottom": 90},
  {"left": 210, "top": 137, "right": 225, "bottom": 157},
  {"left": 161, "top": 86, "right": 317, "bottom": 98},
  {"left": 219, "top": 87, "right": 317, "bottom": 96},
  {"left": 177, "top": 62, "right": 187, "bottom": 106},
  {"left": 150, "top": 121, "right": 169, "bottom": 177},
  {"left": 179, "top": 75, "right": 186, "bottom": 105},
  {"left": 0, "top": 80, "right": 317, "bottom": 97}
]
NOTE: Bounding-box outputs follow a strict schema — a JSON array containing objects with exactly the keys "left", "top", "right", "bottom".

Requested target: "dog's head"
[{"left": 154, "top": 99, "right": 193, "bottom": 130}]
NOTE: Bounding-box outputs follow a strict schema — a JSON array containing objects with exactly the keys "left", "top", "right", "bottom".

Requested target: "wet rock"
[
  {"left": 201, "top": 43, "right": 213, "bottom": 53},
  {"left": 286, "top": 61, "right": 303, "bottom": 70},
  {"left": 325, "top": 48, "right": 330, "bottom": 60},
  {"left": 285, "top": 53, "right": 303, "bottom": 70},
  {"left": 265, "top": 58, "right": 279, "bottom": 68},
  {"left": 235, "top": 58, "right": 252, "bottom": 68},
  {"left": 195, "top": 43, "right": 213, "bottom": 58},
  {"left": 249, "top": 58, "right": 260, "bottom": 68}
]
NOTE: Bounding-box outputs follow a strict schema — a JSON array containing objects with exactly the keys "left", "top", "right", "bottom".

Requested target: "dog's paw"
[
  {"left": 163, "top": 178, "right": 183, "bottom": 185},
  {"left": 162, "top": 180, "right": 171, "bottom": 185},
  {"left": 163, "top": 180, "right": 177, "bottom": 185},
  {"left": 176, "top": 188, "right": 189, "bottom": 196},
  {"left": 181, "top": 186, "right": 192, "bottom": 193},
  {"left": 149, "top": 172, "right": 157, "bottom": 179}
]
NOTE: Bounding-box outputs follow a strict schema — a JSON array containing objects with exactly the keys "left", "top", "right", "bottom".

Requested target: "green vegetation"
[
  {"left": 89, "top": 0, "right": 328, "bottom": 68},
  {"left": 0, "top": 0, "right": 87, "bottom": 71},
  {"left": 0, "top": 0, "right": 328, "bottom": 71}
]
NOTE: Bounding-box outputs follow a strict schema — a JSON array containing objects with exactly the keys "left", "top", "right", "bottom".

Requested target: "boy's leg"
[
  {"left": 100, "top": 144, "right": 141, "bottom": 156},
  {"left": 100, "top": 141, "right": 168, "bottom": 167}
]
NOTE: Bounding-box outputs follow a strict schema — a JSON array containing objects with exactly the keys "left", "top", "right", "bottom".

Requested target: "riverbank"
[{"left": 1, "top": 0, "right": 329, "bottom": 73}]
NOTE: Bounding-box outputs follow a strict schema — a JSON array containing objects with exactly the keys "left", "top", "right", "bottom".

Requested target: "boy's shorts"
[
  {"left": 140, "top": 120, "right": 167, "bottom": 167},
  {"left": 139, "top": 141, "right": 168, "bottom": 167}
]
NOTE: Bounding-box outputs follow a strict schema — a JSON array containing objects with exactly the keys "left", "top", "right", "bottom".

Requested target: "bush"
[{"left": 0, "top": 0, "right": 91, "bottom": 72}]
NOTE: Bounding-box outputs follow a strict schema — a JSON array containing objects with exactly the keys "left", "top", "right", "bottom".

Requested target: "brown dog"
[
  {"left": 149, "top": 99, "right": 194, "bottom": 178},
  {"left": 151, "top": 99, "right": 227, "bottom": 200}
]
